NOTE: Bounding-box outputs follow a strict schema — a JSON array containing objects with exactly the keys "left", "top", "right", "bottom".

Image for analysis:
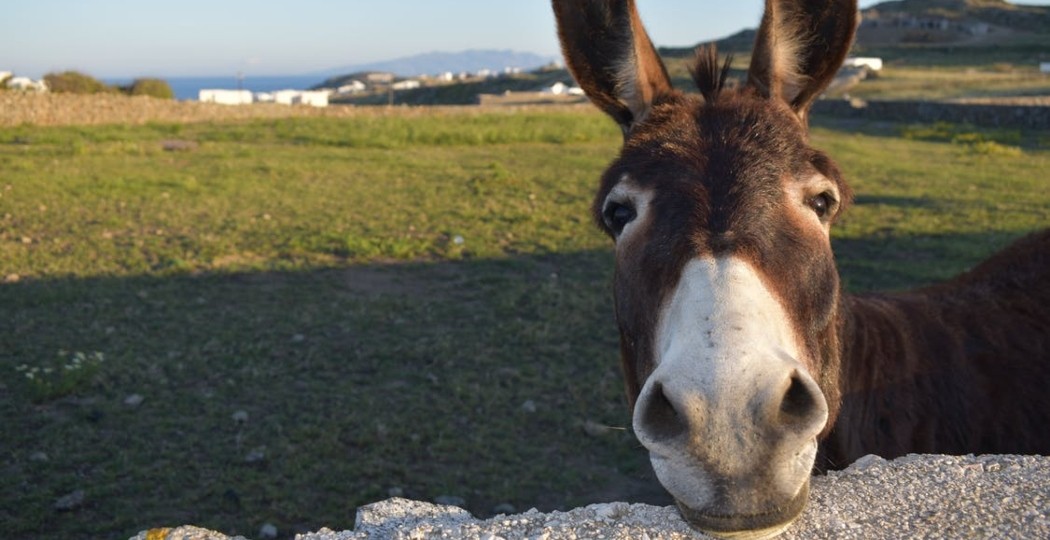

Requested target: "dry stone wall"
[
  {"left": 813, "top": 98, "right": 1050, "bottom": 129},
  {"left": 131, "top": 454, "right": 1049, "bottom": 540}
]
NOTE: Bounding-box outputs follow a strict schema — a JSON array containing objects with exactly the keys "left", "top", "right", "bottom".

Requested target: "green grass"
[
  {"left": 833, "top": 65, "right": 1050, "bottom": 101},
  {"left": 2, "top": 109, "right": 1048, "bottom": 540}
]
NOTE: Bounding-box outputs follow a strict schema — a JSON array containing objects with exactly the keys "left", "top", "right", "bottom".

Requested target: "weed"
[
  {"left": 900, "top": 121, "right": 1024, "bottom": 157},
  {"left": 14, "top": 350, "right": 105, "bottom": 402}
]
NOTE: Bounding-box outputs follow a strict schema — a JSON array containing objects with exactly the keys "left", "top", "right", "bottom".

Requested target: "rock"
[
  {"left": 128, "top": 526, "right": 247, "bottom": 540},
  {"left": 231, "top": 410, "right": 249, "bottom": 424},
  {"left": 258, "top": 523, "right": 278, "bottom": 539},
  {"left": 244, "top": 446, "right": 266, "bottom": 463},
  {"left": 846, "top": 453, "right": 884, "bottom": 472},
  {"left": 29, "top": 451, "right": 49, "bottom": 462},
  {"left": 54, "top": 489, "right": 84, "bottom": 511},
  {"left": 124, "top": 393, "right": 145, "bottom": 407},
  {"left": 520, "top": 400, "right": 537, "bottom": 413},
  {"left": 591, "top": 501, "right": 630, "bottom": 520}
]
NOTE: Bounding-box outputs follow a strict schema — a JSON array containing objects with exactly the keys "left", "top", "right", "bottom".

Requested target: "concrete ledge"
[{"left": 131, "top": 454, "right": 1050, "bottom": 540}]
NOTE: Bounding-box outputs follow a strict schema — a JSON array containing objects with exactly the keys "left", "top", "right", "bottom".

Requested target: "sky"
[{"left": 2, "top": 1, "right": 1049, "bottom": 79}]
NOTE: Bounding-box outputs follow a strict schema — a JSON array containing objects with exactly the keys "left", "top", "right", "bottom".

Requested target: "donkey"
[{"left": 553, "top": 0, "right": 1050, "bottom": 537}]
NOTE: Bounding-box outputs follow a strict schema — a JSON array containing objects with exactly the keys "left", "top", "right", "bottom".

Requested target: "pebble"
[
  {"left": 258, "top": 523, "right": 278, "bottom": 539},
  {"left": 124, "top": 393, "right": 145, "bottom": 407},
  {"left": 591, "top": 502, "right": 629, "bottom": 520},
  {"left": 244, "top": 446, "right": 266, "bottom": 463},
  {"left": 54, "top": 489, "right": 85, "bottom": 511},
  {"left": 29, "top": 451, "right": 49, "bottom": 462},
  {"left": 231, "top": 410, "right": 249, "bottom": 424},
  {"left": 520, "top": 400, "right": 537, "bottom": 413}
]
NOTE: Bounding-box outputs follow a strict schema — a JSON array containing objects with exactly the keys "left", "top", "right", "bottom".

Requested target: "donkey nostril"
[
  {"left": 638, "top": 382, "right": 688, "bottom": 442},
  {"left": 779, "top": 370, "right": 821, "bottom": 425}
]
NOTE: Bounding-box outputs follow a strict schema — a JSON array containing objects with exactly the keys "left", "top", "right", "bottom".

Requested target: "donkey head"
[{"left": 554, "top": 0, "right": 857, "bottom": 537}]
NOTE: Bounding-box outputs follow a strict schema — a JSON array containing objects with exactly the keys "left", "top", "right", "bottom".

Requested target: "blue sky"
[{"left": 2, "top": 1, "right": 1048, "bottom": 78}]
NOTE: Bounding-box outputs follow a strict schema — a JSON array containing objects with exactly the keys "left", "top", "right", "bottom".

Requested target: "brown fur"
[
  {"left": 554, "top": 0, "right": 1050, "bottom": 531},
  {"left": 821, "top": 230, "right": 1050, "bottom": 468}
]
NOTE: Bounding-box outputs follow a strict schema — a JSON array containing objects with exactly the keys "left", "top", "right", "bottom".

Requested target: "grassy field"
[
  {"left": 2, "top": 108, "right": 1049, "bottom": 540},
  {"left": 831, "top": 65, "right": 1050, "bottom": 101}
]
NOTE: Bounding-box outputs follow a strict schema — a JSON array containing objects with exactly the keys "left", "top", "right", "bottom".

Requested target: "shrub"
[
  {"left": 125, "top": 78, "right": 174, "bottom": 99},
  {"left": 43, "top": 71, "right": 113, "bottom": 94}
]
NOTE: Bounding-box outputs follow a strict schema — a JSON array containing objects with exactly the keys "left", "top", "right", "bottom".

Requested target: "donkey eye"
[
  {"left": 604, "top": 202, "right": 637, "bottom": 235},
  {"left": 807, "top": 193, "right": 835, "bottom": 219}
]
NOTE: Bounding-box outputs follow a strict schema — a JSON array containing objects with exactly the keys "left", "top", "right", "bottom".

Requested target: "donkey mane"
[{"left": 689, "top": 45, "right": 735, "bottom": 103}]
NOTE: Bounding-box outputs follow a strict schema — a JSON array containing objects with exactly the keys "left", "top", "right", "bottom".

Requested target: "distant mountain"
[{"left": 320, "top": 49, "right": 558, "bottom": 79}]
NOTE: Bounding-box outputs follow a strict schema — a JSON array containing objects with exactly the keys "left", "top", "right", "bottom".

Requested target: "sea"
[{"left": 106, "top": 75, "right": 327, "bottom": 101}]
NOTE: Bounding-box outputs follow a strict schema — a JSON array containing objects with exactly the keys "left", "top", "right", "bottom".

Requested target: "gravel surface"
[{"left": 130, "top": 454, "right": 1049, "bottom": 540}]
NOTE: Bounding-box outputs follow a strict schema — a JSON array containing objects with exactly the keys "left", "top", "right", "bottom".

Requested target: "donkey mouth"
[{"left": 674, "top": 481, "right": 809, "bottom": 540}]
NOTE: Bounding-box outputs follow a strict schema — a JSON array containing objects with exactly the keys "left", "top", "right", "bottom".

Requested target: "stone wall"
[
  {"left": 131, "top": 454, "right": 1050, "bottom": 540},
  {"left": 813, "top": 99, "right": 1050, "bottom": 129}
]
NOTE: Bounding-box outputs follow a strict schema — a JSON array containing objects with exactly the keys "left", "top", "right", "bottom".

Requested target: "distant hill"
[
  {"left": 319, "top": 49, "right": 558, "bottom": 79},
  {"left": 858, "top": 0, "right": 1050, "bottom": 44},
  {"left": 325, "top": 1, "right": 1050, "bottom": 106},
  {"left": 660, "top": 0, "right": 1050, "bottom": 66}
]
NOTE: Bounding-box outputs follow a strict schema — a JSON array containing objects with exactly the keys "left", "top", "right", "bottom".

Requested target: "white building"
[
  {"left": 293, "top": 90, "right": 328, "bottom": 107},
  {"left": 843, "top": 57, "right": 883, "bottom": 71},
  {"left": 272, "top": 89, "right": 302, "bottom": 105},
  {"left": 337, "top": 81, "right": 366, "bottom": 94},
  {"left": 7, "top": 76, "right": 49, "bottom": 92},
  {"left": 199, "top": 89, "right": 253, "bottom": 105},
  {"left": 391, "top": 79, "right": 421, "bottom": 91},
  {"left": 542, "top": 82, "right": 585, "bottom": 96},
  {"left": 268, "top": 89, "right": 328, "bottom": 107}
]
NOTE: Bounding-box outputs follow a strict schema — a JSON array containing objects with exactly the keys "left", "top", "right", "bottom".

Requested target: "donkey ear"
[
  {"left": 746, "top": 0, "right": 858, "bottom": 123},
  {"left": 552, "top": 0, "right": 673, "bottom": 134}
]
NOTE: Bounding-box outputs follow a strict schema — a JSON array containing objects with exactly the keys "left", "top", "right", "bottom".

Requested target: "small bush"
[
  {"left": 969, "top": 140, "right": 1023, "bottom": 157},
  {"left": 15, "top": 350, "right": 105, "bottom": 402},
  {"left": 43, "top": 71, "right": 113, "bottom": 94},
  {"left": 124, "top": 78, "right": 174, "bottom": 99}
]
